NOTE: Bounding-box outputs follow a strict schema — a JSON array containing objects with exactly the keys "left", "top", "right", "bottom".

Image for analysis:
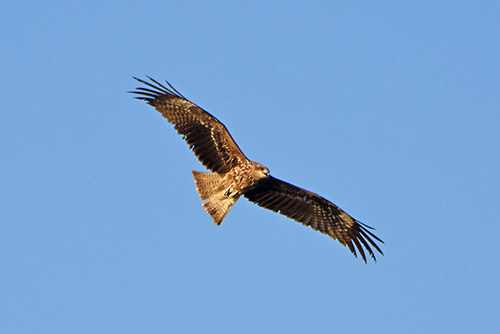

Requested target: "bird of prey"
[{"left": 131, "top": 77, "right": 383, "bottom": 263}]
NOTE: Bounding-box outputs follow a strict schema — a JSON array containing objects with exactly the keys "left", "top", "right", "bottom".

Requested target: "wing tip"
[
  {"left": 130, "top": 76, "right": 187, "bottom": 101},
  {"left": 356, "top": 224, "right": 384, "bottom": 264}
]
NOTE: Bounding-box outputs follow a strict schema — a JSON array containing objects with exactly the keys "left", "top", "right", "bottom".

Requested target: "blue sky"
[{"left": 1, "top": 1, "right": 499, "bottom": 333}]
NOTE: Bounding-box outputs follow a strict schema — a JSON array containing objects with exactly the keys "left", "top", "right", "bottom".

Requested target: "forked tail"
[
  {"left": 191, "top": 170, "right": 238, "bottom": 225},
  {"left": 202, "top": 197, "right": 237, "bottom": 225}
]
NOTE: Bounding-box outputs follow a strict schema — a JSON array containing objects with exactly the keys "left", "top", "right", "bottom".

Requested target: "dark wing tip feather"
[
  {"left": 128, "top": 90, "right": 156, "bottom": 102},
  {"left": 352, "top": 219, "right": 384, "bottom": 263},
  {"left": 130, "top": 76, "right": 187, "bottom": 101},
  {"left": 345, "top": 240, "right": 358, "bottom": 260},
  {"left": 351, "top": 236, "right": 368, "bottom": 264},
  {"left": 359, "top": 227, "right": 384, "bottom": 256},
  {"left": 351, "top": 224, "right": 384, "bottom": 263}
]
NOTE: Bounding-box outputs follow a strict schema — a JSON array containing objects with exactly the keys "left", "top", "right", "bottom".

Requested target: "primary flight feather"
[{"left": 131, "top": 76, "right": 384, "bottom": 263}]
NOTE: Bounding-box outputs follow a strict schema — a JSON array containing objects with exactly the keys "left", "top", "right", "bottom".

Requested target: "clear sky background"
[{"left": 1, "top": 1, "right": 499, "bottom": 333}]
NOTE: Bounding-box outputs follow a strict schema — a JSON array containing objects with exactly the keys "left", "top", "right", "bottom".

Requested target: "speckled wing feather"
[
  {"left": 244, "top": 176, "right": 384, "bottom": 263},
  {"left": 131, "top": 77, "right": 248, "bottom": 173}
]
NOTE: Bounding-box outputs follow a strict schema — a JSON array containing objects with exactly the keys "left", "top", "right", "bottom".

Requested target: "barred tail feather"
[
  {"left": 192, "top": 170, "right": 223, "bottom": 200},
  {"left": 202, "top": 197, "right": 237, "bottom": 226},
  {"left": 192, "top": 170, "right": 238, "bottom": 225}
]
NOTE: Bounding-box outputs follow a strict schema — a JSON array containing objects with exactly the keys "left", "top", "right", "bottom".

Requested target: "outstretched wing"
[
  {"left": 244, "top": 176, "right": 384, "bottom": 263},
  {"left": 131, "top": 77, "right": 249, "bottom": 173}
]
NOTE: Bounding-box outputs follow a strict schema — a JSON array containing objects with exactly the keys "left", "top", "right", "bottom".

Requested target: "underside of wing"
[
  {"left": 243, "top": 176, "right": 384, "bottom": 263},
  {"left": 131, "top": 77, "right": 248, "bottom": 173}
]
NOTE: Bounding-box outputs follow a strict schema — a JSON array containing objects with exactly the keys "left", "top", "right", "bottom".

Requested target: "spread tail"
[
  {"left": 202, "top": 196, "right": 237, "bottom": 225},
  {"left": 192, "top": 170, "right": 238, "bottom": 225},
  {"left": 192, "top": 170, "right": 223, "bottom": 200}
]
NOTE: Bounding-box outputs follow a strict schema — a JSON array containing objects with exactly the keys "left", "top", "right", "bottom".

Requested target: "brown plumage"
[{"left": 131, "top": 76, "right": 384, "bottom": 263}]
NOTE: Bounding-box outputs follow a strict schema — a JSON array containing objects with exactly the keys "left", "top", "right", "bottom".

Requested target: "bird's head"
[{"left": 252, "top": 162, "right": 270, "bottom": 179}]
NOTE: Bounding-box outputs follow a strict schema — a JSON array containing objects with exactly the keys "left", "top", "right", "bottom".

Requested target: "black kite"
[{"left": 131, "top": 77, "right": 384, "bottom": 263}]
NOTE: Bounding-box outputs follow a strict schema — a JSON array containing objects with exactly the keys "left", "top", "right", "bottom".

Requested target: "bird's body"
[
  {"left": 131, "top": 77, "right": 383, "bottom": 262},
  {"left": 192, "top": 160, "right": 269, "bottom": 225}
]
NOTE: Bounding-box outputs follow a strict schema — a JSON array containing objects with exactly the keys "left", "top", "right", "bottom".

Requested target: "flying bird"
[{"left": 131, "top": 77, "right": 384, "bottom": 263}]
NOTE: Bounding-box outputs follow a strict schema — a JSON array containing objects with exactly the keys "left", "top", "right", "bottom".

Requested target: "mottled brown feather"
[
  {"left": 243, "top": 176, "right": 384, "bottom": 263},
  {"left": 131, "top": 77, "right": 248, "bottom": 173},
  {"left": 131, "top": 77, "right": 384, "bottom": 263}
]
